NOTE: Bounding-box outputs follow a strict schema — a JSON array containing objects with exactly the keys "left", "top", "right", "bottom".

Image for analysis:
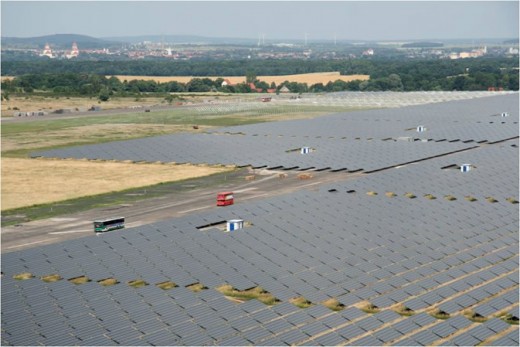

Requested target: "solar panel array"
[
  {"left": 31, "top": 94, "right": 518, "bottom": 173},
  {"left": 3, "top": 93, "right": 519, "bottom": 346}
]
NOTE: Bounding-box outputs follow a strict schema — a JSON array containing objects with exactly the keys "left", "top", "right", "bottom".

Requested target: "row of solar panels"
[{"left": 31, "top": 94, "right": 518, "bottom": 173}]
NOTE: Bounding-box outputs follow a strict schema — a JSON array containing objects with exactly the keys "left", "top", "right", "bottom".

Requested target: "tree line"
[{"left": 1, "top": 58, "right": 518, "bottom": 100}]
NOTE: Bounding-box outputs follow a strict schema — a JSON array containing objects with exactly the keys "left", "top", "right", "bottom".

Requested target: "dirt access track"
[{"left": 1, "top": 169, "right": 360, "bottom": 252}]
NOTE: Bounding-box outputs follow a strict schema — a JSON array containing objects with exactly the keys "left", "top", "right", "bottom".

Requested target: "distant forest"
[{"left": 1, "top": 58, "right": 518, "bottom": 98}]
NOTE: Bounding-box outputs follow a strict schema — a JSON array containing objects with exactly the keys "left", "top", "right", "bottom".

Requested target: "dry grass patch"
[
  {"left": 358, "top": 301, "right": 380, "bottom": 314},
  {"left": 41, "top": 274, "right": 62, "bottom": 283},
  {"left": 68, "top": 276, "right": 90, "bottom": 285},
  {"left": 394, "top": 304, "right": 415, "bottom": 316},
  {"left": 128, "top": 279, "right": 148, "bottom": 288},
  {"left": 98, "top": 278, "right": 119, "bottom": 286},
  {"left": 2, "top": 158, "right": 232, "bottom": 210},
  {"left": 1, "top": 124, "right": 193, "bottom": 152},
  {"left": 496, "top": 311, "right": 519, "bottom": 325},
  {"left": 322, "top": 298, "right": 345, "bottom": 311},
  {"left": 429, "top": 308, "right": 450, "bottom": 320},
  {"left": 502, "top": 314, "right": 519, "bottom": 325},
  {"left": 156, "top": 281, "right": 178, "bottom": 290},
  {"left": 1, "top": 95, "right": 166, "bottom": 116},
  {"left": 464, "top": 309, "right": 488, "bottom": 323},
  {"left": 216, "top": 285, "right": 279, "bottom": 305},
  {"left": 290, "top": 297, "right": 313, "bottom": 309},
  {"left": 186, "top": 283, "right": 207, "bottom": 292},
  {"left": 13, "top": 272, "right": 34, "bottom": 280}
]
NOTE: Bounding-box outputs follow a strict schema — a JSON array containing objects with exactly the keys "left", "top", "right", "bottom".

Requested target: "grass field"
[
  {"left": 2, "top": 104, "right": 362, "bottom": 157},
  {"left": 1, "top": 95, "right": 171, "bottom": 116},
  {"left": 110, "top": 72, "right": 370, "bottom": 85},
  {"left": 1, "top": 158, "right": 231, "bottom": 210}
]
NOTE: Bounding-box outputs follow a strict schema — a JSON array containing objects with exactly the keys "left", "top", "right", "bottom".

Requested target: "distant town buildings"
[
  {"left": 65, "top": 42, "right": 79, "bottom": 59},
  {"left": 4, "top": 40, "right": 511, "bottom": 61},
  {"left": 449, "top": 46, "right": 487, "bottom": 59},
  {"left": 41, "top": 42, "right": 80, "bottom": 59},
  {"left": 39, "top": 43, "right": 53, "bottom": 58}
]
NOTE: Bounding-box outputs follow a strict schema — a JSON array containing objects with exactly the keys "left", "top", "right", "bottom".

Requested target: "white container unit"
[
  {"left": 301, "top": 147, "right": 311, "bottom": 154},
  {"left": 226, "top": 219, "right": 244, "bottom": 232},
  {"left": 460, "top": 164, "right": 472, "bottom": 172}
]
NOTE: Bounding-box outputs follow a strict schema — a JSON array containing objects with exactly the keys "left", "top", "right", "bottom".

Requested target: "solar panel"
[
  {"left": 374, "top": 327, "right": 403, "bottom": 343},
  {"left": 313, "top": 331, "right": 344, "bottom": 346}
]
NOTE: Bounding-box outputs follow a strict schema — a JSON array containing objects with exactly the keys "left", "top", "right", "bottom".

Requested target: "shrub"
[
  {"left": 68, "top": 276, "right": 90, "bottom": 285},
  {"left": 98, "top": 278, "right": 119, "bottom": 286},
  {"left": 359, "top": 301, "right": 380, "bottom": 314},
  {"left": 186, "top": 283, "right": 207, "bottom": 292},
  {"left": 217, "top": 285, "right": 279, "bottom": 305},
  {"left": 156, "top": 281, "right": 178, "bottom": 290},
  {"left": 128, "top": 279, "right": 148, "bottom": 288},
  {"left": 322, "top": 298, "right": 345, "bottom": 311},
  {"left": 290, "top": 297, "right": 313, "bottom": 309},
  {"left": 395, "top": 304, "right": 415, "bottom": 316},
  {"left": 13, "top": 272, "right": 33, "bottom": 280},
  {"left": 41, "top": 274, "right": 62, "bottom": 283},
  {"left": 430, "top": 308, "right": 450, "bottom": 320}
]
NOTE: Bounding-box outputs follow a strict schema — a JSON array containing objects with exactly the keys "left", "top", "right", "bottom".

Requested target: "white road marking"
[
  {"left": 5, "top": 240, "right": 46, "bottom": 249},
  {"left": 50, "top": 218, "right": 78, "bottom": 222},
  {"left": 178, "top": 206, "right": 213, "bottom": 214},
  {"left": 232, "top": 187, "right": 258, "bottom": 193},
  {"left": 299, "top": 181, "right": 327, "bottom": 188},
  {"left": 242, "top": 193, "right": 269, "bottom": 200},
  {"left": 49, "top": 229, "right": 91, "bottom": 235}
]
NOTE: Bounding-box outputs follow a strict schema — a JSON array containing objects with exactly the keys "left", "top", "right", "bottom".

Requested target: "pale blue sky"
[{"left": 1, "top": 1, "right": 518, "bottom": 40}]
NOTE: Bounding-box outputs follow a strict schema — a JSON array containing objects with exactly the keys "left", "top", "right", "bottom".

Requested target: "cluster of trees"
[
  {"left": 1, "top": 57, "right": 518, "bottom": 99},
  {"left": 1, "top": 73, "right": 283, "bottom": 99}
]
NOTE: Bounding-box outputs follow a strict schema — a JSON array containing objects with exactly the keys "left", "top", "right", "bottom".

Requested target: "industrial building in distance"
[{"left": 2, "top": 93, "right": 519, "bottom": 346}]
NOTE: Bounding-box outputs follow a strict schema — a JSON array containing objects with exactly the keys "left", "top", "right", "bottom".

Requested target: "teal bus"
[{"left": 93, "top": 217, "right": 125, "bottom": 233}]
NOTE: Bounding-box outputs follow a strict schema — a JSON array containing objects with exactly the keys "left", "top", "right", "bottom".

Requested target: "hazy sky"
[{"left": 1, "top": 1, "right": 518, "bottom": 41}]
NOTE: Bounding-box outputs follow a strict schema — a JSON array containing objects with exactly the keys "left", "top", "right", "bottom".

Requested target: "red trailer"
[{"left": 217, "top": 192, "right": 234, "bottom": 206}]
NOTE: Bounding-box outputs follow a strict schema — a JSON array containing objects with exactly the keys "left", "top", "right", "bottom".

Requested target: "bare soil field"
[
  {"left": 110, "top": 72, "right": 370, "bottom": 85},
  {"left": 1, "top": 158, "right": 231, "bottom": 210}
]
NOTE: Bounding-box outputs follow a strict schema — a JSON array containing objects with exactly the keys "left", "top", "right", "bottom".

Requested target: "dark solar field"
[{"left": 2, "top": 93, "right": 518, "bottom": 346}]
